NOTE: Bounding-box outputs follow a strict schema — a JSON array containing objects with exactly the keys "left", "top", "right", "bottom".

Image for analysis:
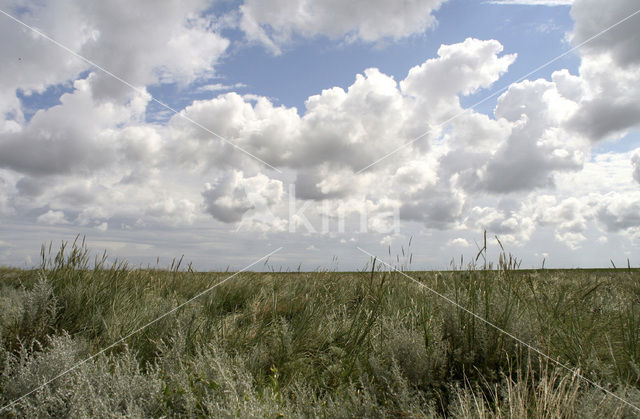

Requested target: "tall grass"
[{"left": 0, "top": 239, "right": 639, "bottom": 417}]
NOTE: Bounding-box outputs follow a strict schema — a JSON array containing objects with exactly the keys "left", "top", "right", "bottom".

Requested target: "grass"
[{"left": 0, "top": 239, "right": 639, "bottom": 417}]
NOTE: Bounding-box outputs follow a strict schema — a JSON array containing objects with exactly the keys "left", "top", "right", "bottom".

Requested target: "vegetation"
[{"left": 0, "top": 239, "right": 639, "bottom": 417}]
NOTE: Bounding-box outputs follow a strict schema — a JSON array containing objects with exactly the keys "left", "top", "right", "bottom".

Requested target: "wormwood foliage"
[{"left": 0, "top": 240, "right": 639, "bottom": 417}]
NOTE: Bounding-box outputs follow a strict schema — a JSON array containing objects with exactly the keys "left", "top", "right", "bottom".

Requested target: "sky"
[{"left": 1, "top": 0, "right": 640, "bottom": 271}]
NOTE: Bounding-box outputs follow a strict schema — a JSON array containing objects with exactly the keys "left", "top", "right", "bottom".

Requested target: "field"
[{"left": 1, "top": 241, "right": 639, "bottom": 417}]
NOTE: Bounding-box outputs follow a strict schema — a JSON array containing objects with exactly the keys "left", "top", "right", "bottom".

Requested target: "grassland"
[{"left": 0, "top": 240, "right": 639, "bottom": 417}]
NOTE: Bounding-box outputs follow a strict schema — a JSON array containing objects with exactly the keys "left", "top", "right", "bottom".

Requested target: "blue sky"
[{"left": 1, "top": 0, "right": 640, "bottom": 270}]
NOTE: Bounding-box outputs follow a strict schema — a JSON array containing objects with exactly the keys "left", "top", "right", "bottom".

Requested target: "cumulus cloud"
[
  {"left": 0, "top": 28, "right": 610, "bottom": 244},
  {"left": 295, "top": 166, "right": 369, "bottom": 200},
  {"left": 37, "top": 210, "right": 69, "bottom": 225},
  {"left": 296, "top": 68, "right": 413, "bottom": 171},
  {"left": 571, "top": 0, "right": 640, "bottom": 67},
  {"left": 0, "top": 74, "right": 148, "bottom": 177},
  {"left": 146, "top": 198, "right": 198, "bottom": 226},
  {"left": 400, "top": 183, "right": 465, "bottom": 229},
  {"left": 0, "top": 1, "right": 233, "bottom": 232},
  {"left": 534, "top": 196, "right": 589, "bottom": 233},
  {"left": 562, "top": 1, "right": 640, "bottom": 141},
  {"left": 0, "top": 0, "right": 228, "bottom": 117},
  {"left": 168, "top": 92, "right": 300, "bottom": 172},
  {"left": 448, "top": 238, "right": 471, "bottom": 247},
  {"left": 596, "top": 192, "right": 640, "bottom": 235},
  {"left": 522, "top": 150, "right": 640, "bottom": 247},
  {"left": 401, "top": 38, "right": 516, "bottom": 102},
  {"left": 168, "top": 38, "right": 517, "bottom": 176},
  {"left": 554, "top": 231, "right": 586, "bottom": 250},
  {"left": 529, "top": 195, "right": 591, "bottom": 248},
  {"left": 525, "top": 189, "right": 640, "bottom": 244},
  {"left": 566, "top": 54, "right": 640, "bottom": 141},
  {"left": 441, "top": 75, "right": 586, "bottom": 194},
  {"left": 0, "top": 0, "right": 88, "bottom": 125},
  {"left": 465, "top": 205, "right": 535, "bottom": 245},
  {"left": 202, "top": 171, "right": 284, "bottom": 224},
  {"left": 239, "top": 0, "right": 446, "bottom": 53}
]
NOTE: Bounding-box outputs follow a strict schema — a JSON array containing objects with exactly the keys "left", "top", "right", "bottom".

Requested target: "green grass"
[{"left": 0, "top": 240, "right": 639, "bottom": 417}]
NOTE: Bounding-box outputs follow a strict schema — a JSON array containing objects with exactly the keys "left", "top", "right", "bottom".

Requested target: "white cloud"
[
  {"left": 401, "top": 38, "right": 516, "bottom": 100},
  {"left": 440, "top": 75, "right": 586, "bottom": 194},
  {"left": 0, "top": 1, "right": 89, "bottom": 126},
  {"left": 0, "top": 1, "right": 234, "bottom": 234},
  {"left": 37, "top": 210, "right": 69, "bottom": 225},
  {"left": 567, "top": 54, "right": 640, "bottom": 141},
  {"left": 168, "top": 92, "right": 300, "bottom": 172},
  {"left": 570, "top": 0, "right": 640, "bottom": 67},
  {"left": 554, "top": 231, "right": 586, "bottom": 249},
  {"left": 514, "top": 150, "right": 640, "bottom": 246},
  {"left": 448, "top": 238, "right": 471, "bottom": 247},
  {"left": 534, "top": 196, "right": 589, "bottom": 233},
  {"left": 239, "top": 0, "right": 446, "bottom": 53},
  {"left": 595, "top": 192, "right": 640, "bottom": 237},
  {"left": 74, "top": 0, "right": 229, "bottom": 100},
  {"left": 202, "top": 171, "right": 284, "bottom": 224},
  {"left": 557, "top": 151, "right": 638, "bottom": 196},
  {"left": 146, "top": 198, "right": 198, "bottom": 226},
  {"left": 465, "top": 206, "right": 535, "bottom": 245},
  {"left": 157, "top": 37, "right": 518, "bottom": 233},
  {"left": 163, "top": 38, "right": 518, "bottom": 192},
  {"left": 294, "top": 68, "right": 413, "bottom": 172},
  {"left": 1, "top": 29, "right": 623, "bottom": 248},
  {"left": 0, "top": 74, "right": 148, "bottom": 176},
  {"left": 0, "top": 0, "right": 229, "bottom": 118},
  {"left": 561, "top": 1, "right": 640, "bottom": 142}
]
